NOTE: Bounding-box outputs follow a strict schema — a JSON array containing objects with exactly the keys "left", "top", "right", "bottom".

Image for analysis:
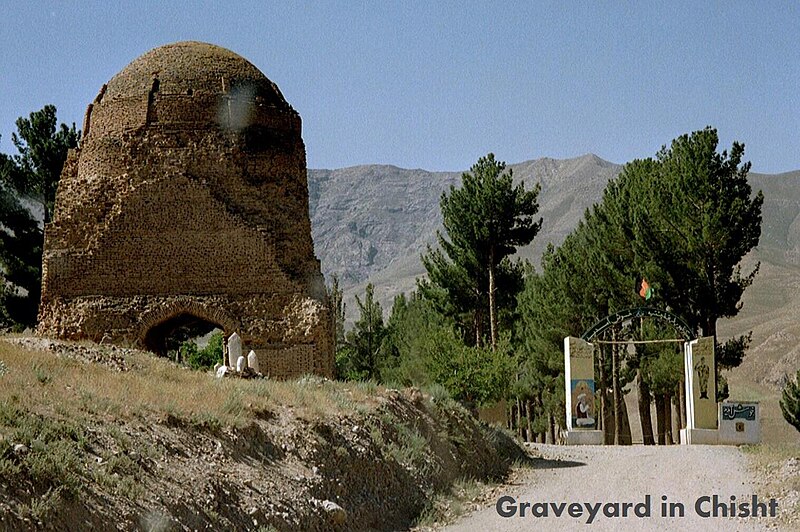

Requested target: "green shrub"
[
  {"left": 780, "top": 370, "right": 800, "bottom": 433},
  {"left": 33, "top": 363, "right": 52, "bottom": 385},
  {"left": 182, "top": 332, "right": 224, "bottom": 370},
  {"left": 424, "top": 383, "right": 453, "bottom": 405}
]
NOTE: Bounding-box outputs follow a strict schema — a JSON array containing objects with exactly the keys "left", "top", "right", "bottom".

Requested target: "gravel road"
[{"left": 444, "top": 444, "right": 781, "bottom": 531}]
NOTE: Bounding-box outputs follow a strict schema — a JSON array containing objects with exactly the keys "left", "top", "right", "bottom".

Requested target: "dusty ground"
[{"left": 441, "top": 443, "right": 795, "bottom": 532}]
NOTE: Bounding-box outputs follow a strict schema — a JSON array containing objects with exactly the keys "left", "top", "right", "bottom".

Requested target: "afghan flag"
[{"left": 636, "top": 278, "right": 653, "bottom": 300}]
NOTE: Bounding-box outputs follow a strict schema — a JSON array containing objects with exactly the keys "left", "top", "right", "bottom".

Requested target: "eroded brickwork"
[{"left": 38, "top": 41, "right": 333, "bottom": 379}]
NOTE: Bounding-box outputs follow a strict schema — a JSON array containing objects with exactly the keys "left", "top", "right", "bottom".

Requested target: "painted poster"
[
  {"left": 564, "top": 336, "right": 595, "bottom": 430},
  {"left": 690, "top": 336, "right": 717, "bottom": 429},
  {"left": 571, "top": 379, "right": 596, "bottom": 428}
]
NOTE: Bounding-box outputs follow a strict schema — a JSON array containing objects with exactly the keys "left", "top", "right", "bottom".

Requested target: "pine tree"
[
  {"left": 592, "top": 159, "right": 663, "bottom": 442},
  {"left": 636, "top": 128, "right": 763, "bottom": 399},
  {"left": 379, "top": 292, "right": 450, "bottom": 386},
  {"left": 514, "top": 129, "right": 763, "bottom": 442},
  {"left": 514, "top": 267, "right": 570, "bottom": 441},
  {"left": 0, "top": 105, "right": 80, "bottom": 328},
  {"left": 780, "top": 370, "right": 800, "bottom": 433},
  {"left": 0, "top": 176, "right": 41, "bottom": 328},
  {"left": 3, "top": 105, "right": 80, "bottom": 223},
  {"left": 337, "top": 283, "right": 386, "bottom": 381},
  {"left": 421, "top": 153, "right": 541, "bottom": 349}
]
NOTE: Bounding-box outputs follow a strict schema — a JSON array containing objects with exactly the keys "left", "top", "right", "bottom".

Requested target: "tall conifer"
[
  {"left": 421, "top": 153, "right": 541, "bottom": 349},
  {"left": 0, "top": 106, "right": 79, "bottom": 328}
]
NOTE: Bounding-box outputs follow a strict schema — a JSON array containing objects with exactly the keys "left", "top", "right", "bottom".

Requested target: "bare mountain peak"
[{"left": 308, "top": 154, "right": 623, "bottom": 316}]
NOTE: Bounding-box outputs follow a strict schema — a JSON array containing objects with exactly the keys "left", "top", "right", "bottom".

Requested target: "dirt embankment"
[{"left": 0, "top": 338, "right": 524, "bottom": 531}]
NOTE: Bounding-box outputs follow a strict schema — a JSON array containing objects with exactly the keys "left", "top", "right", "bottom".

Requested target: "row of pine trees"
[{"left": 333, "top": 128, "right": 765, "bottom": 444}]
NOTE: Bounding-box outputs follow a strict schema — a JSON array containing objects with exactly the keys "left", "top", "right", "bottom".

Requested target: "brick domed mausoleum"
[{"left": 37, "top": 41, "right": 333, "bottom": 378}]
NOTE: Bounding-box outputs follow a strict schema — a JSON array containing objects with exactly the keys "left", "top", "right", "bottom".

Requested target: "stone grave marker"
[
  {"left": 227, "top": 332, "right": 242, "bottom": 368},
  {"left": 247, "top": 350, "right": 260, "bottom": 373}
]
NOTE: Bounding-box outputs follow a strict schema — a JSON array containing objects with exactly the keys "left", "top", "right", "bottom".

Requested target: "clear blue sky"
[{"left": 1, "top": 1, "right": 797, "bottom": 173}]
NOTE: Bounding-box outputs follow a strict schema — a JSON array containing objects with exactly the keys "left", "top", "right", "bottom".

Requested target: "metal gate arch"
[{"left": 581, "top": 306, "right": 694, "bottom": 342}]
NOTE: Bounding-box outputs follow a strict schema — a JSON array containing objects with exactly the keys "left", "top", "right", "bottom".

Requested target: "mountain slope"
[
  {"left": 308, "top": 154, "right": 622, "bottom": 313},
  {"left": 308, "top": 159, "right": 800, "bottom": 391}
]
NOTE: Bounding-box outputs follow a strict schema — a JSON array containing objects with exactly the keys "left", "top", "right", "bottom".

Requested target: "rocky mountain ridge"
[
  {"left": 309, "top": 155, "right": 800, "bottom": 313},
  {"left": 308, "top": 154, "right": 624, "bottom": 313},
  {"left": 308, "top": 156, "right": 800, "bottom": 388}
]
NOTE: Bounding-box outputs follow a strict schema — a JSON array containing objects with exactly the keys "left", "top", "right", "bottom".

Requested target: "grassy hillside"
[{"left": 0, "top": 338, "right": 523, "bottom": 531}]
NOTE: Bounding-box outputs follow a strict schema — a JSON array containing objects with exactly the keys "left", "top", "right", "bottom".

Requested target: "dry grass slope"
[{"left": 0, "top": 338, "right": 524, "bottom": 531}]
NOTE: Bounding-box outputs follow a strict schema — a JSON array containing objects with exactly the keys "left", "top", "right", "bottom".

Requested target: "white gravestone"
[
  {"left": 236, "top": 355, "right": 246, "bottom": 373},
  {"left": 247, "top": 350, "right": 259, "bottom": 373},
  {"left": 227, "top": 332, "right": 242, "bottom": 368}
]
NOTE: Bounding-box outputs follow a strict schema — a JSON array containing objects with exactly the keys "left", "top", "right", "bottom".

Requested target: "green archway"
[{"left": 581, "top": 307, "right": 694, "bottom": 342}]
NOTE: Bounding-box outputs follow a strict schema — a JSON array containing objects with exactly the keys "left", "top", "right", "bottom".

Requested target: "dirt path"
[{"left": 444, "top": 444, "right": 781, "bottom": 531}]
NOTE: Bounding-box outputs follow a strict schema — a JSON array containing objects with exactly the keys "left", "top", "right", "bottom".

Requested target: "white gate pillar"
[
  {"left": 680, "top": 336, "right": 719, "bottom": 444},
  {"left": 564, "top": 336, "right": 604, "bottom": 445}
]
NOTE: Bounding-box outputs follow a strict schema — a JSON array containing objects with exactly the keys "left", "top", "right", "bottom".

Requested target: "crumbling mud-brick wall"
[{"left": 37, "top": 41, "right": 333, "bottom": 379}]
